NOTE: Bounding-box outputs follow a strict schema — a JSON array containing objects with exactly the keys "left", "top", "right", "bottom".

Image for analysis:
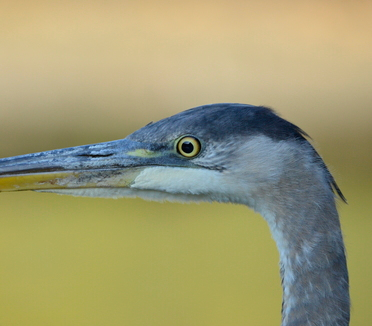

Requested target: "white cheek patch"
[
  {"left": 37, "top": 167, "right": 227, "bottom": 202},
  {"left": 37, "top": 166, "right": 251, "bottom": 205},
  {"left": 131, "top": 166, "right": 226, "bottom": 195}
]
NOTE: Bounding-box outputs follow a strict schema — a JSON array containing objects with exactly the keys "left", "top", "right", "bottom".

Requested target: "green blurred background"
[{"left": 1, "top": 1, "right": 371, "bottom": 325}]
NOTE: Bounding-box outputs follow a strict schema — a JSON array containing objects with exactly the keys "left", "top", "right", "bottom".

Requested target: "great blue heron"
[{"left": 0, "top": 103, "right": 349, "bottom": 325}]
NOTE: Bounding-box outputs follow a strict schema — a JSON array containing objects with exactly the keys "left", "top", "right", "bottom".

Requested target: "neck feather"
[{"left": 257, "top": 186, "right": 350, "bottom": 326}]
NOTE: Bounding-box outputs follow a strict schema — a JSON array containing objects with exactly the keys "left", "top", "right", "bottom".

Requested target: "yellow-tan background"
[{"left": 1, "top": 1, "right": 371, "bottom": 325}]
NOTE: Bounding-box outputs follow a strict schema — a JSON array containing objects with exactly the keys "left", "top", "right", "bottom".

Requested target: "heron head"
[{"left": 0, "top": 103, "right": 343, "bottom": 209}]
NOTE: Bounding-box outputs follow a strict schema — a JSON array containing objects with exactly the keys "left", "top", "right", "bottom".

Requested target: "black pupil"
[{"left": 181, "top": 141, "right": 194, "bottom": 153}]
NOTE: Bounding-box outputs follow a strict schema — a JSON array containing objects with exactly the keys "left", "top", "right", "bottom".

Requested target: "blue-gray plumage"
[{"left": 0, "top": 103, "right": 350, "bottom": 325}]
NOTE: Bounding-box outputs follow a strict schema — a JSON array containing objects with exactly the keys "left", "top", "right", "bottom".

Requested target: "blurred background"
[{"left": 0, "top": 1, "right": 371, "bottom": 325}]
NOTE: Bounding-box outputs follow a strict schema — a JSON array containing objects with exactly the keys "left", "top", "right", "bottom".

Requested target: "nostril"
[{"left": 77, "top": 153, "right": 114, "bottom": 158}]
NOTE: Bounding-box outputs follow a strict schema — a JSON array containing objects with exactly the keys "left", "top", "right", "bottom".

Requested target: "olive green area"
[{"left": 0, "top": 172, "right": 370, "bottom": 326}]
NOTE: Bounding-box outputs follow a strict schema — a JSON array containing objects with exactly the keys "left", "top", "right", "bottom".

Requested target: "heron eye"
[{"left": 176, "top": 136, "right": 201, "bottom": 158}]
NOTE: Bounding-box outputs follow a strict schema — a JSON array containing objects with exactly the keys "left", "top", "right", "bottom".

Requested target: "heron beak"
[{"left": 0, "top": 138, "right": 170, "bottom": 193}]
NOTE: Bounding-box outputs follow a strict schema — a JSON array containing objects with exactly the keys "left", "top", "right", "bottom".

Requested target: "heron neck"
[{"left": 258, "top": 195, "right": 350, "bottom": 326}]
